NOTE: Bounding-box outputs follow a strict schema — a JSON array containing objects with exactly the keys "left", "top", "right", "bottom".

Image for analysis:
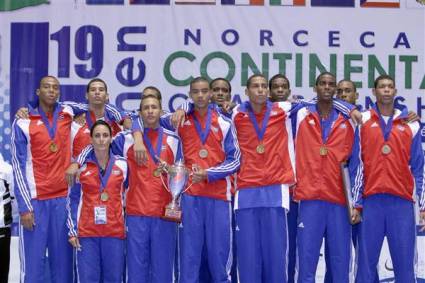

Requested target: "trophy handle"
[
  {"left": 182, "top": 172, "right": 194, "bottom": 193},
  {"left": 159, "top": 173, "right": 171, "bottom": 193}
]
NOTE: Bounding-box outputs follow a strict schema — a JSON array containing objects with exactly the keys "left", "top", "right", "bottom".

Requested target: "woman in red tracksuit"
[{"left": 67, "top": 120, "right": 128, "bottom": 283}]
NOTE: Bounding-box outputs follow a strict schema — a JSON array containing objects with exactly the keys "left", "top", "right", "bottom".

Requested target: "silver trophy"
[{"left": 158, "top": 160, "right": 192, "bottom": 222}]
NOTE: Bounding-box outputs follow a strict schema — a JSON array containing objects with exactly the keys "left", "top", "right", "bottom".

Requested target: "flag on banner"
[
  {"left": 311, "top": 0, "right": 354, "bottom": 6},
  {"left": 270, "top": 0, "right": 304, "bottom": 6},
  {"left": 0, "top": 0, "right": 48, "bottom": 11},
  {"left": 360, "top": 0, "right": 399, "bottom": 7},
  {"left": 131, "top": 0, "right": 169, "bottom": 4},
  {"left": 222, "top": 0, "right": 263, "bottom": 5},
  {"left": 175, "top": 0, "right": 215, "bottom": 4}
]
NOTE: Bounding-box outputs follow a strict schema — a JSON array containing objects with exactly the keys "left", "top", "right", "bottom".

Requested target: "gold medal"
[
  {"left": 153, "top": 168, "right": 162, "bottom": 177},
  {"left": 381, "top": 144, "right": 391, "bottom": 155},
  {"left": 199, "top": 149, "right": 209, "bottom": 159},
  {"left": 256, "top": 144, "right": 265, "bottom": 154},
  {"left": 319, "top": 146, "right": 328, "bottom": 156},
  {"left": 49, "top": 142, "right": 58, "bottom": 153},
  {"left": 100, "top": 192, "right": 109, "bottom": 202}
]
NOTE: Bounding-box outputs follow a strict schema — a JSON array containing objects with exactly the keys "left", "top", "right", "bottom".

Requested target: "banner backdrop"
[{"left": 0, "top": 0, "right": 424, "bottom": 282}]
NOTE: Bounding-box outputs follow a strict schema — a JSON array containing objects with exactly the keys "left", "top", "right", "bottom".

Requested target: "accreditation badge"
[{"left": 94, "top": 206, "right": 107, "bottom": 225}]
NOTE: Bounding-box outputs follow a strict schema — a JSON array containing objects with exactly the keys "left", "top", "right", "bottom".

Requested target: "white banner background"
[{"left": 1, "top": 1, "right": 424, "bottom": 282}]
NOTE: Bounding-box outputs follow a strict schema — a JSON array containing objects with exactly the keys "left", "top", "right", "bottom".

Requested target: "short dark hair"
[
  {"left": 142, "top": 86, "right": 162, "bottom": 101},
  {"left": 269, "top": 74, "right": 290, "bottom": 90},
  {"left": 246, "top": 74, "right": 267, "bottom": 88},
  {"left": 90, "top": 120, "right": 112, "bottom": 137},
  {"left": 190, "top": 77, "right": 209, "bottom": 92},
  {"left": 338, "top": 79, "right": 357, "bottom": 92},
  {"left": 315, "top": 72, "right": 336, "bottom": 86},
  {"left": 139, "top": 94, "right": 162, "bottom": 110},
  {"left": 374, "top": 74, "right": 395, "bottom": 89},
  {"left": 210, "top": 78, "right": 232, "bottom": 94},
  {"left": 39, "top": 76, "right": 59, "bottom": 87},
  {"left": 86, "top": 78, "right": 107, "bottom": 93}
]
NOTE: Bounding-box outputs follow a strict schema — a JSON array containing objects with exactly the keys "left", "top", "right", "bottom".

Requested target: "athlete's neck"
[
  {"left": 317, "top": 100, "right": 333, "bottom": 118},
  {"left": 95, "top": 150, "right": 109, "bottom": 170},
  {"left": 377, "top": 103, "right": 394, "bottom": 117},
  {"left": 39, "top": 101, "right": 55, "bottom": 114},
  {"left": 144, "top": 121, "right": 160, "bottom": 130},
  {"left": 250, "top": 101, "right": 266, "bottom": 114},
  {"left": 195, "top": 106, "right": 208, "bottom": 117},
  {"left": 90, "top": 104, "right": 105, "bottom": 119}
]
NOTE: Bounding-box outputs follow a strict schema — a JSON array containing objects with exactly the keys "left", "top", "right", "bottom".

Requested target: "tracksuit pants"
[
  {"left": 179, "top": 195, "right": 232, "bottom": 283},
  {"left": 126, "top": 215, "right": 177, "bottom": 283},
  {"left": 198, "top": 197, "right": 238, "bottom": 283},
  {"left": 297, "top": 200, "right": 351, "bottom": 283},
  {"left": 324, "top": 223, "right": 379, "bottom": 283},
  {"left": 19, "top": 197, "right": 73, "bottom": 283},
  {"left": 76, "top": 237, "right": 124, "bottom": 283},
  {"left": 235, "top": 207, "right": 288, "bottom": 283},
  {"left": 355, "top": 194, "right": 416, "bottom": 283}
]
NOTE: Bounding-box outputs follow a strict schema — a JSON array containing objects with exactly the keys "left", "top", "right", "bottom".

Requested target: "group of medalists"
[{"left": 10, "top": 71, "right": 425, "bottom": 283}]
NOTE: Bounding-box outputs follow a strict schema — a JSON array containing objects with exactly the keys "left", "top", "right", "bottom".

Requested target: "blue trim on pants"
[{"left": 19, "top": 197, "right": 73, "bottom": 283}]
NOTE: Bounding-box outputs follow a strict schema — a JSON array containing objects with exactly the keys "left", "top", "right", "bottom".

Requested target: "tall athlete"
[
  {"left": 293, "top": 72, "right": 362, "bottom": 283},
  {"left": 199, "top": 77, "right": 239, "bottom": 283},
  {"left": 11, "top": 76, "right": 85, "bottom": 283},
  {"left": 355, "top": 75, "right": 425, "bottom": 283},
  {"left": 231, "top": 74, "right": 297, "bottom": 282},
  {"left": 267, "top": 73, "right": 299, "bottom": 283},
  {"left": 118, "top": 94, "right": 182, "bottom": 283}
]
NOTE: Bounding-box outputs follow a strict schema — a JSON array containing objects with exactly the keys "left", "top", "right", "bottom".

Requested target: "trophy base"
[{"left": 162, "top": 207, "right": 182, "bottom": 223}]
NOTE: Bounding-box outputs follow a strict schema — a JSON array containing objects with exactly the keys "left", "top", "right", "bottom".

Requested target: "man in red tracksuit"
[
  {"left": 293, "top": 72, "right": 362, "bottom": 283},
  {"left": 355, "top": 75, "right": 425, "bottom": 283}
]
